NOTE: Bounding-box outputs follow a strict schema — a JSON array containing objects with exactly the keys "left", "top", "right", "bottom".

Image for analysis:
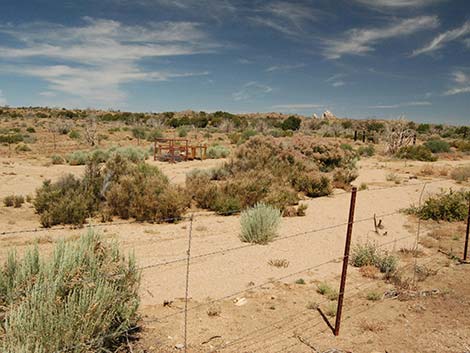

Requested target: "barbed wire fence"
[{"left": 0, "top": 178, "right": 469, "bottom": 352}]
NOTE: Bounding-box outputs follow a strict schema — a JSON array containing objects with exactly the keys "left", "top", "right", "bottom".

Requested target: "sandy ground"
[{"left": 0, "top": 155, "right": 469, "bottom": 352}]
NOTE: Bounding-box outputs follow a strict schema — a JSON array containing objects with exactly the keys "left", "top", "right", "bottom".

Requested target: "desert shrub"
[
  {"left": 15, "top": 143, "right": 31, "bottom": 152},
  {"left": 424, "top": 139, "right": 450, "bottom": 153},
  {"left": 317, "top": 282, "right": 338, "bottom": 300},
  {"left": 3, "top": 195, "right": 25, "bottom": 208},
  {"left": 281, "top": 116, "right": 301, "bottom": 131},
  {"left": 0, "top": 133, "right": 23, "bottom": 144},
  {"left": 351, "top": 242, "right": 398, "bottom": 274},
  {"left": 26, "top": 127, "right": 36, "bottom": 133},
  {"left": 109, "top": 146, "right": 148, "bottom": 163},
  {"left": 0, "top": 231, "right": 140, "bottom": 353},
  {"left": 351, "top": 242, "right": 379, "bottom": 268},
  {"left": 177, "top": 126, "right": 189, "bottom": 137},
  {"left": 106, "top": 162, "right": 189, "bottom": 222},
  {"left": 206, "top": 144, "right": 230, "bottom": 159},
  {"left": 396, "top": 145, "right": 437, "bottom": 162},
  {"left": 239, "top": 203, "right": 281, "bottom": 244},
  {"left": 3, "top": 195, "right": 14, "bottom": 207},
  {"left": 357, "top": 144, "right": 375, "bottom": 157},
  {"left": 453, "top": 140, "right": 470, "bottom": 153},
  {"left": 290, "top": 172, "right": 332, "bottom": 197},
  {"left": 186, "top": 169, "right": 219, "bottom": 209},
  {"left": 34, "top": 175, "right": 92, "bottom": 227},
  {"left": 406, "top": 189, "right": 470, "bottom": 222},
  {"left": 68, "top": 130, "right": 80, "bottom": 139},
  {"left": 366, "top": 291, "right": 382, "bottom": 301},
  {"left": 450, "top": 165, "right": 470, "bottom": 182},
  {"left": 240, "top": 129, "right": 257, "bottom": 142},
  {"left": 146, "top": 129, "right": 163, "bottom": 141},
  {"left": 66, "top": 151, "right": 90, "bottom": 165},
  {"left": 213, "top": 195, "right": 242, "bottom": 215},
  {"left": 51, "top": 154, "right": 65, "bottom": 165},
  {"left": 333, "top": 168, "right": 359, "bottom": 189}
]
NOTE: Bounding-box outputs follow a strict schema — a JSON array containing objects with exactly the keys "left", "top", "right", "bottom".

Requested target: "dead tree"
[
  {"left": 84, "top": 115, "right": 98, "bottom": 147},
  {"left": 385, "top": 117, "right": 415, "bottom": 155}
]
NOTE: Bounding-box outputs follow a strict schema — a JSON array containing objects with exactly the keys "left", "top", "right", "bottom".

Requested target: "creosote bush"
[
  {"left": 3, "top": 195, "right": 24, "bottom": 208},
  {"left": 424, "top": 139, "right": 450, "bottom": 153},
  {"left": 406, "top": 189, "right": 470, "bottom": 222},
  {"left": 396, "top": 145, "right": 437, "bottom": 162},
  {"left": 0, "top": 230, "right": 140, "bottom": 353},
  {"left": 239, "top": 203, "right": 281, "bottom": 244}
]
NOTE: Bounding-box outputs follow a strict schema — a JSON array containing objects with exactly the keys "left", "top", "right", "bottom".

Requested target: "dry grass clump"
[
  {"left": 359, "top": 320, "right": 385, "bottom": 332},
  {"left": 3, "top": 195, "right": 24, "bottom": 208},
  {"left": 351, "top": 242, "right": 398, "bottom": 276},
  {"left": 34, "top": 155, "right": 189, "bottom": 227},
  {"left": 240, "top": 203, "right": 281, "bottom": 244},
  {"left": 316, "top": 282, "right": 338, "bottom": 301},
  {"left": 359, "top": 265, "right": 380, "bottom": 279},
  {"left": 0, "top": 231, "right": 140, "bottom": 353},
  {"left": 268, "top": 259, "right": 289, "bottom": 268},
  {"left": 450, "top": 165, "right": 470, "bottom": 182}
]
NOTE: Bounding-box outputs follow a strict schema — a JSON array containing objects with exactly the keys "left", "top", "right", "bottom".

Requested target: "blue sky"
[{"left": 0, "top": 0, "right": 469, "bottom": 124}]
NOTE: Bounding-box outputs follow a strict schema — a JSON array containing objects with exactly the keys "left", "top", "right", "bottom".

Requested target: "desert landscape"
[{"left": 0, "top": 107, "right": 469, "bottom": 352}]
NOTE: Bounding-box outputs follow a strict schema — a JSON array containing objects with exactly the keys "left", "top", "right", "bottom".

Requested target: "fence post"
[
  {"left": 463, "top": 197, "right": 470, "bottom": 262},
  {"left": 184, "top": 214, "right": 194, "bottom": 353},
  {"left": 354, "top": 130, "right": 357, "bottom": 141},
  {"left": 334, "top": 186, "right": 357, "bottom": 336},
  {"left": 362, "top": 131, "right": 365, "bottom": 143}
]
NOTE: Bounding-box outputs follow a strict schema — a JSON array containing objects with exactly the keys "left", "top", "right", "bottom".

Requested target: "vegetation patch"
[
  {"left": 0, "top": 231, "right": 140, "bottom": 353},
  {"left": 405, "top": 189, "right": 470, "bottom": 222},
  {"left": 239, "top": 203, "right": 281, "bottom": 244},
  {"left": 396, "top": 145, "right": 437, "bottom": 162}
]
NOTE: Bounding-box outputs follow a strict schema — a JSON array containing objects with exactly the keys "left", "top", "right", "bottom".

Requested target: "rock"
[
  {"left": 312, "top": 113, "right": 319, "bottom": 119},
  {"left": 175, "top": 343, "right": 185, "bottom": 349},
  {"left": 322, "top": 110, "right": 335, "bottom": 119}
]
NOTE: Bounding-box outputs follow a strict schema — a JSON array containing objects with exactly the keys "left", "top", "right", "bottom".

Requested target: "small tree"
[{"left": 281, "top": 116, "right": 301, "bottom": 131}]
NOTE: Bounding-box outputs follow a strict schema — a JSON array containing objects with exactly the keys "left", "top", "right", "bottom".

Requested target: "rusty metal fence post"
[
  {"left": 463, "top": 197, "right": 470, "bottom": 262},
  {"left": 334, "top": 186, "right": 357, "bottom": 336}
]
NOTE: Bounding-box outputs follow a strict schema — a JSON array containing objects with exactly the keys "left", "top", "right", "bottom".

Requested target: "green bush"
[
  {"left": 66, "top": 151, "right": 90, "bottom": 165},
  {"left": 351, "top": 242, "right": 398, "bottom": 274},
  {"left": 68, "top": 130, "right": 80, "bottom": 139},
  {"left": 357, "top": 144, "right": 375, "bottom": 157},
  {"left": 424, "top": 139, "right": 450, "bottom": 153},
  {"left": 26, "top": 127, "right": 36, "bottom": 133},
  {"left": 406, "top": 189, "right": 470, "bottom": 222},
  {"left": 206, "top": 145, "right": 230, "bottom": 159},
  {"left": 0, "top": 231, "right": 140, "bottom": 353},
  {"left": 281, "top": 116, "right": 301, "bottom": 131},
  {"left": 239, "top": 203, "right": 281, "bottom": 244},
  {"left": 177, "top": 126, "right": 189, "bottom": 137},
  {"left": 0, "top": 133, "right": 23, "bottom": 144},
  {"left": 290, "top": 172, "right": 332, "bottom": 197},
  {"left": 396, "top": 145, "right": 437, "bottom": 162},
  {"left": 51, "top": 154, "right": 65, "bottom": 165}
]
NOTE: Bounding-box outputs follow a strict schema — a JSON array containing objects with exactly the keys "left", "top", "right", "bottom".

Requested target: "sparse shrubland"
[
  {"left": 405, "top": 189, "right": 470, "bottom": 222},
  {"left": 206, "top": 144, "right": 230, "bottom": 159},
  {"left": 34, "top": 155, "right": 188, "bottom": 227},
  {"left": 239, "top": 203, "right": 281, "bottom": 244},
  {"left": 66, "top": 146, "right": 148, "bottom": 165},
  {"left": 450, "top": 165, "right": 470, "bottom": 182},
  {"left": 0, "top": 231, "right": 140, "bottom": 353},
  {"left": 187, "top": 136, "right": 357, "bottom": 214}
]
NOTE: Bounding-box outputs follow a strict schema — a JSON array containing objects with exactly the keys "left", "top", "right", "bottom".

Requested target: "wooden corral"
[{"left": 153, "top": 138, "right": 207, "bottom": 163}]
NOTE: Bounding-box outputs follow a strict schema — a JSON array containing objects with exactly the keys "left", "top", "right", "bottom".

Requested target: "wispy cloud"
[
  {"left": 272, "top": 103, "right": 323, "bottom": 111},
  {"left": 444, "top": 70, "right": 470, "bottom": 96},
  {"left": 323, "top": 16, "right": 438, "bottom": 59},
  {"left": 266, "top": 63, "right": 305, "bottom": 72},
  {"left": 232, "top": 81, "right": 272, "bottom": 101},
  {"left": 0, "top": 18, "right": 216, "bottom": 106},
  {"left": 354, "top": 0, "right": 448, "bottom": 9},
  {"left": 325, "top": 73, "right": 346, "bottom": 87},
  {"left": 369, "top": 101, "right": 431, "bottom": 108},
  {"left": 250, "top": 1, "right": 318, "bottom": 37},
  {"left": 0, "top": 90, "right": 7, "bottom": 106},
  {"left": 412, "top": 21, "right": 470, "bottom": 56}
]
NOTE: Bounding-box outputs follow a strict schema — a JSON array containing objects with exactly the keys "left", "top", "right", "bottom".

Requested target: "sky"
[{"left": 0, "top": 0, "right": 469, "bottom": 124}]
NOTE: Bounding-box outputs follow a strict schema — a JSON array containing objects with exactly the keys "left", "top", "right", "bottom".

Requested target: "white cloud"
[
  {"left": 369, "top": 101, "right": 431, "bottom": 108},
  {"left": 0, "top": 18, "right": 216, "bottom": 106},
  {"left": 250, "top": 1, "right": 318, "bottom": 37},
  {"left": 0, "top": 90, "right": 7, "bottom": 106},
  {"left": 354, "top": 0, "right": 447, "bottom": 8},
  {"left": 332, "top": 81, "right": 345, "bottom": 87},
  {"left": 266, "top": 63, "right": 305, "bottom": 72},
  {"left": 412, "top": 21, "right": 470, "bottom": 56},
  {"left": 232, "top": 81, "right": 272, "bottom": 101},
  {"left": 272, "top": 103, "right": 323, "bottom": 110},
  {"left": 444, "top": 70, "right": 470, "bottom": 96},
  {"left": 323, "top": 16, "right": 438, "bottom": 59}
]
